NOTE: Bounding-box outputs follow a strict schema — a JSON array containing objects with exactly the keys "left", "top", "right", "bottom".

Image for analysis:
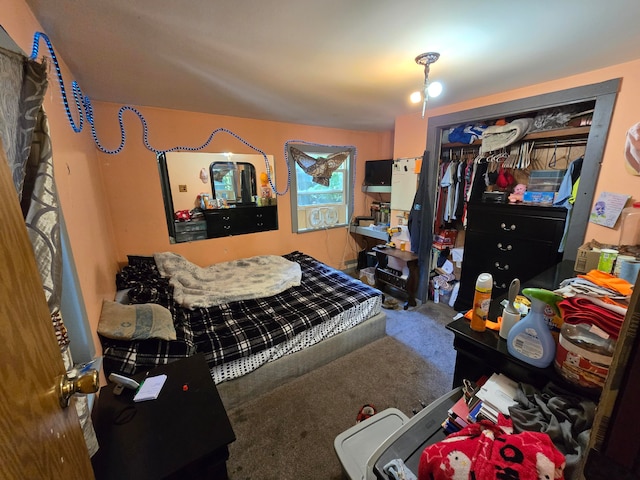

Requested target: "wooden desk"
[
  {"left": 372, "top": 246, "right": 419, "bottom": 309},
  {"left": 91, "top": 354, "right": 236, "bottom": 480}
]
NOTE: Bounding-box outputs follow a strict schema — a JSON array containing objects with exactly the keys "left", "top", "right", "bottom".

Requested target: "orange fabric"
[
  {"left": 463, "top": 310, "right": 501, "bottom": 331},
  {"left": 578, "top": 269, "right": 633, "bottom": 296}
]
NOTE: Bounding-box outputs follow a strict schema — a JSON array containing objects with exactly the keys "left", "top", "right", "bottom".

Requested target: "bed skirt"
[{"left": 217, "top": 310, "right": 387, "bottom": 410}]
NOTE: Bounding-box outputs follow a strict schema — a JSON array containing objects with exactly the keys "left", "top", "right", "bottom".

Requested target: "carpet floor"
[{"left": 224, "top": 298, "right": 458, "bottom": 480}]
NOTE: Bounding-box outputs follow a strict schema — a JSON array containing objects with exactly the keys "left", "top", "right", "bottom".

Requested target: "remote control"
[{"left": 108, "top": 373, "right": 140, "bottom": 390}]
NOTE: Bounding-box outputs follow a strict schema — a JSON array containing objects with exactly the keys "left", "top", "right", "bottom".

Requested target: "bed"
[{"left": 99, "top": 251, "right": 385, "bottom": 408}]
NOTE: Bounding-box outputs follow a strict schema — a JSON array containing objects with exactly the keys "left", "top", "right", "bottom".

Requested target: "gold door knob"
[{"left": 57, "top": 369, "right": 99, "bottom": 408}]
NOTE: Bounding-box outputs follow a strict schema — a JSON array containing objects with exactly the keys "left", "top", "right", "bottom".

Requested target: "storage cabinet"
[
  {"left": 174, "top": 220, "right": 208, "bottom": 243},
  {"left": 372, "top": 246, "right": 420, "bottom": 309},
  {"left": 453, "top": 202, "right": 566, "bottom": 311},
  {"left": 203, "top": 205, "right": 278, "bottom": 238}
]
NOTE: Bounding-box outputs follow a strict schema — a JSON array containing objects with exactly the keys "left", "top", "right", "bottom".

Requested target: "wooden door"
[{"left": 0, "top": 141, "right": 95, "bottom": 479}]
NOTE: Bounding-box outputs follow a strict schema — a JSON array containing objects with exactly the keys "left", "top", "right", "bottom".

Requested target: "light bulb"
[
  {"left": 410, "top": 91, "right": 422, "bottom": 104},
  {"left": 427, "top": 81, "right": 443, "bottom": 98}
]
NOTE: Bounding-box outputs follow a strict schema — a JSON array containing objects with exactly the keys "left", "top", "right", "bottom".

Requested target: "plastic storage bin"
[{"left": 334, "top": 408, "right": 409, "bottom": 480}]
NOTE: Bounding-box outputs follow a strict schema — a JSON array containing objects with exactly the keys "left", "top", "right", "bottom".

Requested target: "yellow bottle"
[{"left": 470, "top": 273, "right": 493, "bottom": 332}]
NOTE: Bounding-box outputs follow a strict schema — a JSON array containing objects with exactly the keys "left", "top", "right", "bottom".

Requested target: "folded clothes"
[
  {"left": 578, "top": 269, "right": 633, "bottom": 297},
  {"left": 555, "top": 277, "right": 627, "bottom": 300},
  {"left": 558, "top": 295, "right": 626, "bottom": 339}
]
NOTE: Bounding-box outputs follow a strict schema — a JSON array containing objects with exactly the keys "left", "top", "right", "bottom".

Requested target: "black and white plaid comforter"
[{"left": 101, "top": 251, "right": 382, "bottom": 379}]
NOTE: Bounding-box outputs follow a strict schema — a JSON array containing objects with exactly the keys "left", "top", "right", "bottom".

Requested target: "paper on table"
[{"left": 133, "top": 374, "right": 167, "bottom": 402}]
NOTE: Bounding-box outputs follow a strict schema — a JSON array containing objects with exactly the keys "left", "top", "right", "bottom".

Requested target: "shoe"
[
  {"left": 382, "top": 298, "right": 399, "bottom": 309},
  {"left": 356, "top": 404, "right": 377, "bottom": 423}
]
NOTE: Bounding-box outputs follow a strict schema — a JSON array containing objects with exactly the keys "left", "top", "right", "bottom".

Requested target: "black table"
[
  {"left": 91, "top": 354, "right": 236, "bottom": 480},
  {"left": 446, "top": 260, "right": 599, "bottom": 399}
]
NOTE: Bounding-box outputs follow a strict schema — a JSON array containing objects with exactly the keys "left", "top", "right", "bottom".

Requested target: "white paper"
[
  {"left": 476, "top": 373, "right": 518, "bottom": 415},
  {"left": 133, "top": 374, "right": 167, "bottom": 402}
]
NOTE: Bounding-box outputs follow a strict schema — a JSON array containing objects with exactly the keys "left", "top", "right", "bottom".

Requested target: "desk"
[
  {"left": 372, "top": 246, "right": 419, "bottom": 309},
  {"left": 91, "top": 354, "right": 236, "bottom": 480},
  {"left": 446, "top": 261, "right": 598, "bottom": 399}
]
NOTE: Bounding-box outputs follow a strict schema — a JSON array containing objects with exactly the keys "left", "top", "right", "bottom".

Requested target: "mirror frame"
[{"left": 157, "top": 152, "right": 277, "bottom": 243}]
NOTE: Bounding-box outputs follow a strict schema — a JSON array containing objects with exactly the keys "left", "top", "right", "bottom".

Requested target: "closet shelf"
[{"left": 441, "top": 126, "right": 590, "bottom": 149}]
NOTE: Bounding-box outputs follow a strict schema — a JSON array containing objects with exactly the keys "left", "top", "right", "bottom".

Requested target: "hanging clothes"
[
  {"left": 554, "top": 156, "right": 584, "bottom": 252},
  {"left": 408, "top": 150, "right": 435, "bottom": 303}
]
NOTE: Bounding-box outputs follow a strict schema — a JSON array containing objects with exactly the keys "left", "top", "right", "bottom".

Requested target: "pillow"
[{"left": 98, "top": 300, "right": 176, "bottom": 341}]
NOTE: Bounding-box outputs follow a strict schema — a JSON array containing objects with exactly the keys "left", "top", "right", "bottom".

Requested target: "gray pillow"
[{"left": 98, "top": 300, "right": 176, "bottom": 341}]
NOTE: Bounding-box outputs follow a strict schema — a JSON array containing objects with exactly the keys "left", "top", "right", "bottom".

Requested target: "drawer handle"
[
  {"left": 496, "top": 243, "right": 512, "bottom": 251},
  {"left": 500, "top": 223, "right": 516, "bottom": 231},
  {"left": 493, "top": 281, "right": 507, "bottom": 289},
  {"left": 223, "top": 216, "right": 231, "bottom": 221},
  {"left": 257, "top": 222, "right": 264, "bottom": 226},
  {"left": 494, "top": 262, "right": 510, "bottom": 271},
  {"left": 223, "top": 225, "right": 231, "bottom": 230}
]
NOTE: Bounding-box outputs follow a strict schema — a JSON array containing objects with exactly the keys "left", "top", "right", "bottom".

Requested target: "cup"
[
  {"left": 620, "top": 259, "right": 640, "bottom": 285},
  {"left": 400, "top": 241, "right": 406, "bottom": 251},
  {"left": 597, "top": 249, "right": 618, "bottom": 274},
  {"left": 614, "top": 255, "right": 636, "bottom": 277}
]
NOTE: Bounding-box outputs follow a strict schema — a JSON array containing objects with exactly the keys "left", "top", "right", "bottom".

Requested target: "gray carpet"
[{"left": 224, "top": 298, "right": 458, "bottom": 480}]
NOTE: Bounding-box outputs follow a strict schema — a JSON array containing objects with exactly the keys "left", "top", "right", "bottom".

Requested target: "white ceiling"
[{"left": 22, "top": 0, "right": 640, "bottom": 131}]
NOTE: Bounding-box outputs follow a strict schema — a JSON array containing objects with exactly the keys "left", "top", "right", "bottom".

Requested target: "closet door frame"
[{"left": 419, "top": 78, "right": 620, "bottom": 302}]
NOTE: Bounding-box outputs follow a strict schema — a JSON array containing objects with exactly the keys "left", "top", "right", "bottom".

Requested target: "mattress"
[{"left": 100, "top": 251, "right": 383, "bottom": 384}]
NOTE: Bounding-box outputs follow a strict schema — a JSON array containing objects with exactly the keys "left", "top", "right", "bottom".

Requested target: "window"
[{"left": 287, "top": 143, "right": 356, "bottom": 233}]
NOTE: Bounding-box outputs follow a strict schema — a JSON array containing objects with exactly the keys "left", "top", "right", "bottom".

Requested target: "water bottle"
[{"left": 470, "top": 273, "right": 493, "bottom": 332}]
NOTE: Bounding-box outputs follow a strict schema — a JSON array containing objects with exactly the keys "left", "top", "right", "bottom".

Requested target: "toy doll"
[{"left": 508, "top": 183, "right": 526, "bottom": 203}]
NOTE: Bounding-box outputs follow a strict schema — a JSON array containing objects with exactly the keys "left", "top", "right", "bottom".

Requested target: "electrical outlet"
[{"left": 179, "top": 185, "right": 187, "bottom": 192}]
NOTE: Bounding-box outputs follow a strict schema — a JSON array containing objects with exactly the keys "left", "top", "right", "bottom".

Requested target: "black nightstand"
[{"left": 91, "top": 354, "right": 235, "bottom": 480}]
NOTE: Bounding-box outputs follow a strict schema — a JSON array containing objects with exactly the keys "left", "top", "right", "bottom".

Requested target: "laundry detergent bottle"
[{"left": 506, "top": 288, "right": 563, "bottom": 368}]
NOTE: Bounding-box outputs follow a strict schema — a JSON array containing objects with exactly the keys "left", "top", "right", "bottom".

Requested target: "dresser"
[
  {"left": 203, "top": 205, "right": 278, "bottom": 238},
  {"left": 453, "top": 202, "right": 566, "bottom": 311}
]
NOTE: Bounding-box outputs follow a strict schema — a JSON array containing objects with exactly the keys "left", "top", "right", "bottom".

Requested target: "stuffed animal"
[{"left": 508, "top": 183, "right": 527, "bottom": 203}]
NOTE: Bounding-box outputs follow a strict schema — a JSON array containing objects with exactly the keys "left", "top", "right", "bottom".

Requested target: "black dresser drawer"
[
  {"left": 454, "top": 202, "right": 566, "bottom": 311},
  {"left": 204, "top": 205, "right": 278, "bottom": 237},
  {"left": 466, "top": 203, "right": 566, "bottom": 242}
]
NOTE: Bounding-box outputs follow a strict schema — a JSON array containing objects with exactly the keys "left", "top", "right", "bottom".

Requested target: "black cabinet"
[
  {"left": 454, "top": 202, "right": 566, "bottom": 311},
  {"left": 174, "top": 220, "right": 208, "bottom": 242},
  {"left": 203, "top": 205, "right": 278, "bottom": 238}
]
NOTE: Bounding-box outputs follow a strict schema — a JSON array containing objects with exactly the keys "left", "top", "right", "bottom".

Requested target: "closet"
[{"left": 415, "top": 79, "right": 620, "bottom": 305}]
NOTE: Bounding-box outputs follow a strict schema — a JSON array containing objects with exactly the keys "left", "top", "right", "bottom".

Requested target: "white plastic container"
[
  {"left": 554, "top": 323, "right": 615, "bottom": 391},
  {"left": 619, "top": 201, "right": 640, "bottom": 246}
]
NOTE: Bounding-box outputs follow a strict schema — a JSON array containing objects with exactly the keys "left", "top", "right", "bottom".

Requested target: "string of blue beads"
[{"left": 29, "top": 31, "right": 291, "bottom": 195}]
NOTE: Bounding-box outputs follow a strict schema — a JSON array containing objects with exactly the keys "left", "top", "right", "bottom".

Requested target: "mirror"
[
  {"left": 157, "top": 152, "right": 278, "bottom": 243},
  {"left": 210, "top": 161, "right": 256, "bottom": 205}
]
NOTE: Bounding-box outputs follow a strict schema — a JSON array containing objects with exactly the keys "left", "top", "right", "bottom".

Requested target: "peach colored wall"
[
  {"left": 3, "top": 0, "right": 120, "bottom": 360},
  {"left": 93, "top": 102, "right": 394, "bottom": 270},
  {"left": 394, "top": 61, "right": 640, "bottom": 248}
]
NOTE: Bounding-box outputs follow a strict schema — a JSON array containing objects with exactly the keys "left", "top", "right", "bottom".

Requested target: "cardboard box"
[
  {"left": 434, "top": 229, "right": 457, "bottom": 245},
  {"left": 523, "top": 191, "right": 555, "bottom": 205},
  {"left": 573, "top": 240, "right": 616, "bottom": 273}
]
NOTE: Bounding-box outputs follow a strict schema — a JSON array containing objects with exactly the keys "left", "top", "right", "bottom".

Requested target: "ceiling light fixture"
[{"left": 415, "top": 52, "right": 441, "bottom": 118}]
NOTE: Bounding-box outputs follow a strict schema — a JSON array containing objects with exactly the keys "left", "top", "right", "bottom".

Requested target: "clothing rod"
[{"left": 530, "top": 140, "right": 588, "bottom": 148}]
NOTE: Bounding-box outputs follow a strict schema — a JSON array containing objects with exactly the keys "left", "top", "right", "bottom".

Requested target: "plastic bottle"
[
  {"left": 619, "top": 201, "right": 640, "bottom": 246},
  {"left": 470, "top": 273, "right": 493, "bottom": 332},
  {"left": 506, "top": 288, "right": 563, "bottom": 368}
]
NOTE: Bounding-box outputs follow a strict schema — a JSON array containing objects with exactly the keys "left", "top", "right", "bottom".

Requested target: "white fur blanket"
[{"left": 153, "top": 252, "right": 302, "bottom": 308}]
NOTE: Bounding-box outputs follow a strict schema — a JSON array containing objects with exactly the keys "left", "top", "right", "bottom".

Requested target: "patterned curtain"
[{"left": 0, "top": 46, "right": 98, "bottom": 456}]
